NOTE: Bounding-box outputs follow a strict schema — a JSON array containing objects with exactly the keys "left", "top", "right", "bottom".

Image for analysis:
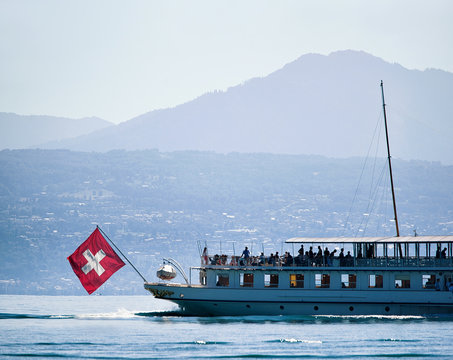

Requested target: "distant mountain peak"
[
  {"left": 0, "top": 113, "right": 113, "bottom": 149},
  {"left": 18, "top": 51, "right": 453, "bottom": 164}
]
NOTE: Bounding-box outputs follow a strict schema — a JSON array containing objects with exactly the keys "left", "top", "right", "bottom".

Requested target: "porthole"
[
  {"left": 280, "top": 305, "right": 284, "bottom": 310},
  {"left": 246, "top": 304, "right": 251, "bottom": 308},
  {"left": 385, "top": 306, "right": 390, "bottom": 312},
  {"left": 314, "top": 306, "right": 319, "bottom": 311},
  {"left": 213, "top": 303, "right": 218, "bottom": 306},
  {"left": 349, "top": 306, "right": 354, "bottom": 312}
]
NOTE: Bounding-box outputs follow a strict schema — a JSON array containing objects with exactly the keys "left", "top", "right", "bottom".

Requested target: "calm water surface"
[{"left": 1, "top": 295, "right": 453, "bottom": 359}]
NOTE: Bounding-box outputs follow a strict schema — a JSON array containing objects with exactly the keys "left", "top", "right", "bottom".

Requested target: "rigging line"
[
  {"left": 342, "top": 109, "right": 384, "bottom": 236},
  {"left": 368, "top": 115, "right": 384, "bottom": 204},
  {"left": 354, "top": 160, "right": 387, "bottom": 237},
  {"left": 361, "top": 162, "right": 388, "bottom": 236},
  {"left": 197, "top": 239, "right": 200, "bottom": 256},
  {"left": 97, "top": 225, "right": 148, "bottom": 283},
  {"left": 374, "top": 171, "right": 390, "bottom": 235}
]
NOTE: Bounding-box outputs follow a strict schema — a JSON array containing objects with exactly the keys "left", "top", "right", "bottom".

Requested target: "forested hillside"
[{"left": 0, "top": 149, "right": 452, "bottom": 294}]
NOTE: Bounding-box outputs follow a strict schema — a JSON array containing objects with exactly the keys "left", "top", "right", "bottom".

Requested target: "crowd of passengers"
[
  {"left": 202, "top": 245, "right": 358, "bottom": 267},
  {"left": 202, "top": 244, "right": 451, "bottom": 267}
]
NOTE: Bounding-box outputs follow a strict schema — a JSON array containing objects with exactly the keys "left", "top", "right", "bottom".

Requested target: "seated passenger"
[
  {"left": 269, "top": 253, "right": 276, "bottom": 266},
  {"left": 275, "top": 252, "right": 280, "bottom": 266},
  {"left": 229, "top": 256, "right": 238, "bottom": 266},
  {"left": 284, "top": 252, "right": 293, "bottom": 267},
  {"left": 210, "top": 255, "right": 218, "bottom": 265},
  {"left": 303, "top": 251, "right": 310, "bottom": 266},
  {"left": 294, "top": 254, "right": 303, "bottom": 266},
  {"left": 425, "top": 278, "right": 434, "bottom": 289}
]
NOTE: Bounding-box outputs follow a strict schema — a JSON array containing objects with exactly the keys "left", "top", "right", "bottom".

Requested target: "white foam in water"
[
  {"left": 316, "top": 315, "right": 425, "bottom": 320},
  {"left": 195, "top": 340, "right": 207, "bottom": 345},
  {"left": 280, "top": 338, "right": 322, "bottom": 344},
  {"left": 75, "top": 308, "right": 138, "bottom": 319}
]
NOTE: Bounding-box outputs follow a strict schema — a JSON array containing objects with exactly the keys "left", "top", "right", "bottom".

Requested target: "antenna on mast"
[{"left": 380, "top": 80, "right": 400, "bottom": 237}]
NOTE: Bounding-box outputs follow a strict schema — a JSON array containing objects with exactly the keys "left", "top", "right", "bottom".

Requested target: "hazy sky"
[{"left": 1, "top": 0, "right": 452, "bottom": 124}]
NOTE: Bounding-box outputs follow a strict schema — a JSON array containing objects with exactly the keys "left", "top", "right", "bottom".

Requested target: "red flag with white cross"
[{"left": 68, "top": 227, "right": 125, "bottom": 294}]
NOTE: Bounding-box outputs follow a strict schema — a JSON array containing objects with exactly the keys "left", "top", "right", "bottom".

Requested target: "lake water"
[{"left": 1, "top": 295, "right": 453, "bottom": 359}]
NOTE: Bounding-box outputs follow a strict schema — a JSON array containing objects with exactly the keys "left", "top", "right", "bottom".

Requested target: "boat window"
[
  {"left": 240, "top": 273, "right": 254, "bottom": 287},
  {"left": 422, "top": 274, "right": 436, "bottom": 289},
  {"left": 264, "top": 274, "right": 279, "bottom": 288},
  {"left": 216, "top": 273, "right": 229, "bottom": 287},
  {"left": 290, "top": 274, "right": 304, "bottom": 288},
  {"left": 368, "top": 274, "right": 383, "bottom": 288},
  {"left": 315, "top": 274, "right": 330, "bottom": 288},
  {"left": 395, "top": 275, "right": 410, "bottom": 288},
  {"left": 341, "top": 274, "right": 356, "bottom": 288}
]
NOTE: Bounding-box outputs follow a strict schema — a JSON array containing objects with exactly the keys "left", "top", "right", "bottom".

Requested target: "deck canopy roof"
[{"left": 286, "top": 236, "right": 453, "bottom": 244}]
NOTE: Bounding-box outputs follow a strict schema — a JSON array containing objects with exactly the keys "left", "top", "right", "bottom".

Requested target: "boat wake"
[
  {"left": 3, "top": 310, "right": 453, "bottom": 323},
  {"left": 0, "top": 313, "right": 74, "bottom": 320}
]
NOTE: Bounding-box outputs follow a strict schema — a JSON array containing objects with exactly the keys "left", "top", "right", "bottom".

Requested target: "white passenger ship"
[{"left": 144, "top": 82, "right": 453, "bottom": 315}]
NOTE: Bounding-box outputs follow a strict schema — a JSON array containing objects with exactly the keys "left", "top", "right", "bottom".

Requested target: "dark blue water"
[{"left": 1, "top": 296, "right": 453, "bottom": 359}]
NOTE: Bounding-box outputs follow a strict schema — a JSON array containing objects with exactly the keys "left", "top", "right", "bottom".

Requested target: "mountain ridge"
[
  {"left": 0, "top": 113, "right": 113, "bottom": 149},
  {"left": 13, "top": 50, "right": 453, "bottom": 164}
]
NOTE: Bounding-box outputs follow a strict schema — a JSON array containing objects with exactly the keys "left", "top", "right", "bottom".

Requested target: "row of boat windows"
[{"left": 211, "top": 273, "right": 438, "bottom": 289}]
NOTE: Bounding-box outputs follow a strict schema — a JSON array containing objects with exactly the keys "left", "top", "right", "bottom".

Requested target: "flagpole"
[{"left": 97, "top": 225, "right": 148, "bottom": 282}]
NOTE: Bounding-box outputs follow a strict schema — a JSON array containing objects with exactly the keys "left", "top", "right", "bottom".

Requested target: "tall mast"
[{"left": 380, "top": 80, "right": 400, "bottom": 237}]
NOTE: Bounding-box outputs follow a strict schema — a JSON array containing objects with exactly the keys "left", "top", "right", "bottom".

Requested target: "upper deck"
[
  {"left": 286, "top": 235, "right": 453, "bottom": 244},
  {"left": 201, "top": 235, "right": 453, "bottom": 270}
]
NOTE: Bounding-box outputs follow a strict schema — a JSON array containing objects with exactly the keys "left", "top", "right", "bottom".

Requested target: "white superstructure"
[{"left": 144, "top": 236, "right": 453, "bottom": 316}]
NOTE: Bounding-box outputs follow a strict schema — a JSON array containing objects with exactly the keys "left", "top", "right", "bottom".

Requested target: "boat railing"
[{"left": 201, "top": 255, "right": 453, "bottom": 269}]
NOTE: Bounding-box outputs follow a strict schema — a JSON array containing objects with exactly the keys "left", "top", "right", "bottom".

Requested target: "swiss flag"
[{"left": 68, "top": 227, "right": 125, "bottom": 294}]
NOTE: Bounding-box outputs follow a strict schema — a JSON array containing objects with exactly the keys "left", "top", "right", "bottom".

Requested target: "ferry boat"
[{"left": 144, "top": 82, "right": 453, "bottom": 315}]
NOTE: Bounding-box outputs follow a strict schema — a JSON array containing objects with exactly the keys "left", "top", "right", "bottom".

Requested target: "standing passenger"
[
  {"left": 339, "top": 248, "right": 345, "bottom": 266},
  {"left": 324, "top": 247, "right": 330, "bottom": 266},
  {"left": 241, "top": 246, "right": 250, "bottom": 265},
  {"left": 259, "top": 252, "right": 265, "bottom": 266},
  {"left": 298, "top": 245, "right": 304, "bottom": 256}
]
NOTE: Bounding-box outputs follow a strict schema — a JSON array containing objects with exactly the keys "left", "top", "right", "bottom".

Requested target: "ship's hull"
[{"left": 144, "top": 282, "right": 453, "bottom": 316}]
